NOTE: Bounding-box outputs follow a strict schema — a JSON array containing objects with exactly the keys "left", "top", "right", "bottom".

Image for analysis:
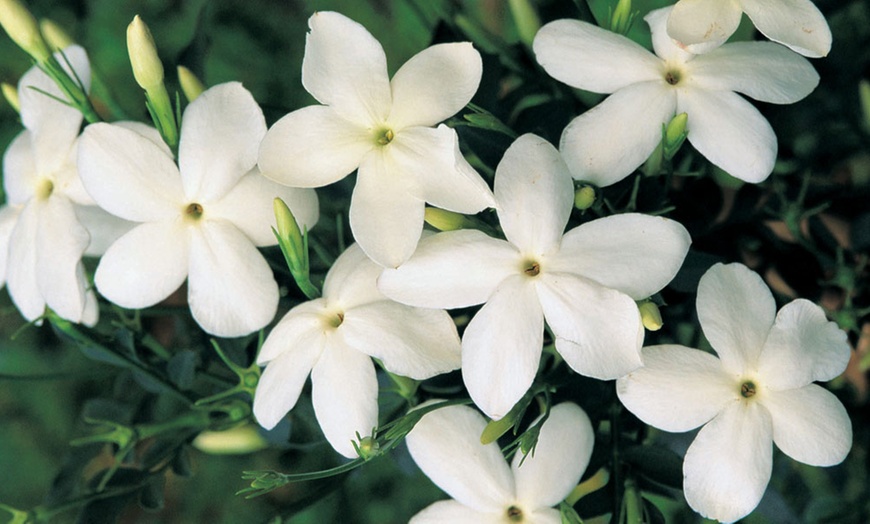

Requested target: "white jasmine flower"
[
  {"left": 667, "top": 0, "right": 832, "bottom": 58},
  {"left": 533, "top": 7, "right": 819, "bottom": 187},
  {"left": 1, "top": 45, "right": 111, "bottom": 326},
  {"left": 253, "top": 243, "right": 462, "bottom": 458},
  {"left": 406, "top": 402, "right": 594, "bottom": 523},
  {"left": 617, "top": 263, "right": 852, "bottom": 523},
  {"left": 77, "top": 82, "right": 319, "bottom": 337},
  {"left": 257, "top": 11, "right": 495, "bottom": 268},
  {"left": 379, "top": 134, "right": 690, "bottom": 419}
]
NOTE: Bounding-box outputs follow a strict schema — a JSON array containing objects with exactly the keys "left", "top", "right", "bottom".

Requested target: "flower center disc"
[
  {"left": 523, "top": 261, "right": 541, "bottom": 277},
  {"left": 186, "top": 202, "right": 204, "bottom": 219},
  {"left": 326, "top": 311, "right": 344, "bottom": 329},
  {"left": 376, "top": 128, "right": 394, "bottom": 145},
  {"left": 665, "top": 70, "right": 681, "bottom": 86},
  {"left": 507, "top": 506, "right": 524, "bottom": 522},
  {"left": 740, "top": 381, "right": 757, "bottom": 398},
  {"left": 36, "top": 178, "right": 54, "bottom": 200}
]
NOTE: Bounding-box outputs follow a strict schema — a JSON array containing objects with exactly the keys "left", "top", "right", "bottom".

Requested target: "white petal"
[
  {"left": 560, "top": 83, "right": 676, "bottom": 187},
  {"left": 0, "top": 205, "right": 21, "bottom": 285},
  {"left": 349, "top": 151, "right": 425, "bottom": 268},
  {"left": 646, "top": 7, "right": 695, "bottom": 63},
  {"left": 762, "top": 384, "right": 852, "bottom": 466},
  {"left": 410, "top": 501, "right": 501, "bottom": 524},
  {"left": 95, "top": 221, "right": 189, "bottom": 309},
  {"left": 532, "top": 19, "right": 661, "bottom": 93},
  {"left": 537, "top": 273, "right": 643, "bottom": 380},
  {"left": 462, "top": 275, "right": 543, "bottom": 420},
  {"left": 741, "top": 0, "right": 832, "bottom": 57},
  {"left": 495, "top": 134, "right": 573, "bottom": 255},
  {"left": 18, "top": 46, "right": 87, "bottom": 175},
  {"left": 188, "top": 220, "right": 279, "bottom": 337},
  {"left": 179, "top": 82, "right": 266, "bottom": 202},
  {"left": 527, "top": 509, "right": 561, "bottom": 524},
  {"left": 322, "top": 243, "right": 384, "bottom": 308},
  {"left": 757, "top": 299, "right": 851, "bottom": 390},
  {"left": 209, "top": 168, "right": 319, "bottom": 246},
  {"left": 391, "top": 126, "right": 494, "bottom": 214},
  {"left": 302, "top": 11, "right": 390, "bottom": 126},
  {"left": 696, "top": 263, "right": 775, "bottom": 376},
  {"left": 616, "top": 345, "right": 737, "bottom": 432},
  {"left": 6, "top": 203, "right": 45, "bottom": 321},
  {"left": 75, "top": 205, "right": 135, "bottom": 257},
  {"left": 341, "top": 301, "right": 461, "bottom": 379},
  {"left": 310, "top": 338, "right": 378, "bottom": 458},
  {"left": 113, "top": 121, "right": 174, "bottom": 158},
  {"left": 3, "top": 131, "right": 36, "bottom": 204},
  {"left": 378, "top": 230, "right": 518, "bottom": 309},
  {"left": 683, "top": 401, "right": 773, "bottom": 523},
  {"left": 388, "top": 43, "right": 482, "bottom": 129},
  {"left": 550, "top": 214, "right": 690, "bottom": 300},
  {"left": 666, "top": 0, "right": 741, "bottom": 52},
  {"left": 253, "top": 333, "right": 324, "bottom": 430},
  {"left": 690, "top": 42, "right": 819, "bottom": 104},
  {"left": 256, "top": 300, "right": 327, "bottom": 364},
  {"left": 406, "top": 403, "right": 514, "bottom": 512},
  {"left": 678, "top": 87, "right": 777, "bottom": 183},
  {"left": 36, "top": 196, "right": 90, "bottom": 323},
  {"left": 81, "top": 285, "right": 98, "bottom": 327},
  {"left": 77, "top": 123, "right": 184, "bottom": 221},
  {"left": 258, "top": 105, "right": 372, "bottom": 188},
  {"left": 513, "top": 403, "right": 594, "bottom": 507}
]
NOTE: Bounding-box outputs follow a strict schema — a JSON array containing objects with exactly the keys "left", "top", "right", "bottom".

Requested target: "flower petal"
[
  {"left": 391, "top": 126, "right": 495, "bottom": 214},
  {"left": 78, "top": 123, "right": 184, "bottom": 221},
  {"left": 310, "top": 338, "right": 378, "bottom": 458},
  {"left": 256, "top": 300, "right": 327, "bottom": 364},
  {"left": 406, "top": 403, "right": 514, "bottom": 512},
  {"left": 388, "top": 42, "right": 482, "bottom": 129},
  {"left": 696, "top": 263, "right": 775, "bottom": 376},
  {"left": 560, "top": 82, "right": 676, "bottom": 187},
  {"left": 349, "top": 151, "right": 425, "bottom": 268},
  {"left": 665, "top": 0, "right": 741, "bottom": 52},
  {"left": 536, "top": 273, "right": 643, "bottom": 380},
  {"left": 0, "top": 205, "right": 21, "bottom": 285},
  {"left": 3, "top": 131, "right": 36, "bottom": 204},
  {"left": 690, "top": 42, "right": 818, "bottom": 104},
  {"left": 253, "top": 333, "right": 324, "bottom": 430},
  {"left": 757, "top": 299, "right": 851, "bottom": 390},
  {"left": 678, "top": 87, "right": 777, "bottom": 183},
  {"left": 683, "top": 401, "right": 773, "bottom": 523},
  {"left": 322, "top": 243, "right": 384, "bottom": 308},
  {"left": 258, "top": 105, "right": 372, "bottom": 188},
  {"left": 616, "top": 345, "right": 737, "bottom": 432},
  {"left": 341, "top": 301, "right": 461, "bottom": 379},
  {"left": 210, "top": 168, "right": 319, "bottom": 246},
  {"left": 762, "top": 384, "right": 851, "bottom": 466},
  {"left": 513, "top": 403, "right": 594, "bottom": 507},
  {"left": 179, "top": 82, "right": 266, "bottom": 202},
  {"left": 410, "top": 500, "right": 501, "bottom": 524},
  {"left": 188, "top": 220, "right": 279, "bottom": 337},
  {"left": 95, "top": 221, "right": 189, "bottom": 309},
  {"left": 495, "top": 134, "right": 573, "bottom": 255},
  {"left": 7, "top": 203, "right": 45, "bottom": 321},
  {"left": 741, "top": 0, "right": 832, "bottom": 58},
  {"left": 462, "top": 275, "right": 543, "bottom": 419},
  {"left": 75, "top": 205, "right": 135, "bottom": 257},
  {"left": 378, "top": 230, "right": 516, "bottom": 309},
  {"left": 302, "top": 11, "right": 391, "bottom": 126},
  {"left": 533, "top": 19, "right": 661, "bottom": 93},
  {"left": 646, "top": 6, "right": 696, "bottom": 63},
  {"left": 551, "top": 213, "right": 690, "bottom": 300},
  {"left": 37, "top": 196, "right": 90, "bottom": 323}
]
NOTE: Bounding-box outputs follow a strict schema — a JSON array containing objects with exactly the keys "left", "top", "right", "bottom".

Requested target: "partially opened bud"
[
  {"left": 178, "top": 65, "right": 205, "bottom": 102},
  {"left": 2, "top": 82, "right": 19, "bottom": 112},
  {"left": 574, "top": 185, "right": 596, "bottom": 210},
  {"left": 127, "top": 15, "right": 164, "bottom": 91},
  {"left": 638, "top": 301, "right": 663, "bottom": 331},
  {"left": 609, "top": 0, "right": 635, "bottom": 35},
  {"left": 274, "top": 197, "right": 304, "bottom": 260},
  {"left": 40, "top": 18, "right": 73, "bottom": 51},
  {"left": 507, "top": 0, "right": 541, "bottom": 46},
  {"left": 192, "top": 425, "right": 268, "bottom": 455},
  {"left": 424, "top": 207, "right": 468, "bottom": 231},
  {"left": 0, "top": 0, "right": 51, "bottom": 61},
  {"left": 663, "top": 112, "right": 688, "bottom": 160}
]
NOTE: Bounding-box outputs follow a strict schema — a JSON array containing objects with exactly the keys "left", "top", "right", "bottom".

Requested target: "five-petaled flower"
[
  {"left": 406, "top": 402, "right": 594, "bottom": 523},
  {"left": 253, "top": 243, "right": 462, "bottom": 458},
  {"left": 257, "top": 11, "right": 495, "bottom": 268},
  {"left": 533, "top": 6, "right": 819, "bottom": 188},
  {"left": 77, "top": 82, "right": 319, "bottom": 337},
  {"left": 380, "top": 133, "right": 690, "bottom": 419},
  {"left": 617, "top": 263, "right": 852, "bottom": 523}
]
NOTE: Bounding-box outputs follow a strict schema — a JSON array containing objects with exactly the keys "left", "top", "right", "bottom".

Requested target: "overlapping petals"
[
  {"left": 533, "top": 6, "right": 819, "bottom": 186},
  {"left": 78, "top": 82, "right": 319, "bottom": 337},
  {"left": 406, "top": 402, "right": 593, "bottom": 522},
  {"left": 617, "top": 263, "right": 852, "bottom": 522},
  {"left": 258, "top": 11, "right": 494, "bottom": 267},
  {"left": 253, "top": 243, "right": 461, "bottom": 458}
]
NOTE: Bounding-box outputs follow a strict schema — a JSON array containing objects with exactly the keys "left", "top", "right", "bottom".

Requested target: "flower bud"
[
  {"left": 860, "top": 80, "right": 870, "bottom": 135},
  {"left": 638, "top": 301, "right": 663, "bottom": 331},
  {"left": 274, "top": 197, "right": 304, "bottom": 258},
  {"left": 0, "top": 0, "right": 51, "bottom": 61},
  {"left": 127, "top": 15, "right": 164, "bottom": 91},
  {"left": 609, "top": 0, "right": 635, "bottom": 35},
  {"left": 424, "top": 207, "right": 468, "bottom": 231},
  {"left": 2, "top": 82, "right": 19, "bottom": 112},
  {"left": 192, "top": 425, "right": 268, "bottom": 455},
  {"left": 40, "top": 18, "right": 73, "bottom": 51},
  {"left": 507, "top": 0, "right": 541, "bottom": 46},
  {"left": 355, "top": 435, "right": 380, "bottom": 460},
  {"left": 574, "top": 185, "right": 596, "bottom": 210},
  {"left": 178, "top": 65, "right": 205, "bottom": 102},
  {"left": 663, "top": 112, "right": 688, "bottom": 160}
]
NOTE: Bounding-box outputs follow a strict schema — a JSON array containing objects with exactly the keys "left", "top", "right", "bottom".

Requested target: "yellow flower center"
[
  {"left": 522, "top": 259, "right": 541, "bottom": 277},
  {"left": 665, "top": 69, "right": 681, "bottom": 86},
  {"left": 740, "top": 380, "right": 757, "bottom": 398},
  {"left": 507, "top": 505, "right": 524, "bottom": 522},
  {"left": 324, "top": 311, "right": 344, "bottom": 329},
  {"left": 375, "top": 127, "right": 394, "bottom": 146},
  {"left": 35, "top": 178, "right": 54, "bottom": 200},
  {"left": 185, "top": 202, "right": 204, "bottom": 220}
]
